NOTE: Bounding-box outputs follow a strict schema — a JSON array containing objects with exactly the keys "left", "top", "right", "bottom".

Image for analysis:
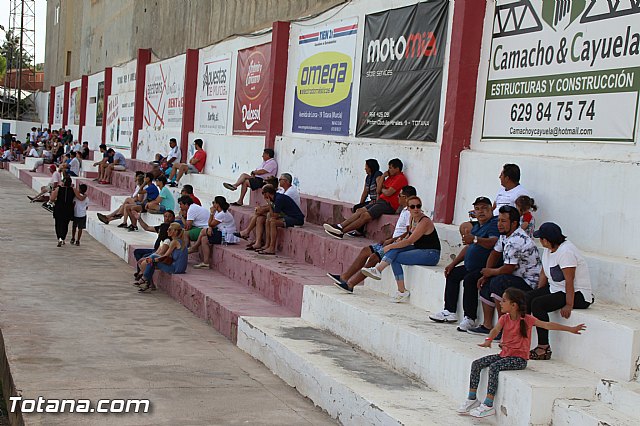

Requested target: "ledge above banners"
[{"left": 233, "top": 43, "right": 272, "bottom": 135}]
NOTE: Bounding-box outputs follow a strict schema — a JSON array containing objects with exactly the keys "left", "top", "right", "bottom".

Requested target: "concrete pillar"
[
  {"left": 79, "top": 75, "right": 88, "bottom": 143},
  {"left": 62, "top": 82, "right": 70, "bottom": 128},
  {"left": 102, "top": 67, "right": 112, "bottom": 145},
  {"left": 48, "top": 85, "right": 55, "bottom": 130},
  {"left": 433, "top": 0, "right": 486, "bottom": 224},
  {"left": 264, "top": 21, "right": 290, "bottom": 150},
  {"left": 180, "top": 49, "right": 199, "bottom": 162},
  {"left": 131, "top": 48, "right": 152, "bottom": 159}
]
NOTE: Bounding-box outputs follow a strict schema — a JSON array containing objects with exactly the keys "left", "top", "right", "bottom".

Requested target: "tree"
[
  {"left": 0, "top": 30, "right": 33, "bottom": 70},
  {"left": 0, "top": 56, "right": 6, "bottom": 80}
]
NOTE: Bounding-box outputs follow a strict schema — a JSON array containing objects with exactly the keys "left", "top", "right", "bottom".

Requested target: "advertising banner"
[
  {"left": 196, "top": 53, "right": 231, "bottom": 134},
  {"left": 105, "top": 92, "right": 135, "bottom": 149},
  {"left": 53, "top": 85, "right": 64, "bottom": 127},
  {"left": 69, "top": 84, "right": 81, "bottom": 126},
  {"left": 483, "top": 1, "right": 640, "bottom": 142},
  {"left": 96, "top": 81, "right": 105, "bottom": 126},
  {"left": 356, "top": 1, "right": 449, "bottom": 141},
  {"left": 291, "top": 18, "right": 358, "bottom": 136},
  {"left": 233, "top": 43, "right": 271, "bottom": 135},
  {"left": 143, "top": 55, "right": 186, "bottom": 131}
]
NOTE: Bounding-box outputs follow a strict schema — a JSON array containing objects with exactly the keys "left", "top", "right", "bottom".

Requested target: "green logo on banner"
[
  {"left": 541, "top": 0, "right": 586, "bottom": 30},
  {"left": 297, "top": 52, "right": 352, "bottom": 107}
]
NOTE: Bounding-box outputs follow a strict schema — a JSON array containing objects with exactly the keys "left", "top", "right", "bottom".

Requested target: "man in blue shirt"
[
  {"left": 256, "top": 184, "right": 304, "bottom": 255},
  {"left": 429, "top": 197, "right": 499, "bottom": 332},
  {"left": 119, "top": 173, "right": 159, "bottom": 232}
]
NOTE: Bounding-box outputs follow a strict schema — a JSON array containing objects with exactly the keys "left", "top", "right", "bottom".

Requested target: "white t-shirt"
[
  {"left": 49, "top": 170, "right": 62, "bottom": 186},
  {"left": 494, "top": 184, "right": 529, "bottom": 216},
  {"left": 542, "top": 240, "right": 593, "bottom": 301},
  {"left": 257, "top": 158, "right": 278, "bottom": 178},
  {"left": 392, "top": 207, "right": 411, "bottom": 238},
  {"left": 277, "top": 185, "right": 301, "bottom": 208},
  {"left": 214, "top": 210, "right": 239, "bottom": 243},
  {"left": 28, "top": 148, "right": 39, "bottom": 158},
  {"left": 167, "top": 145, "right": 181, "bottom": 162},
  {"left": 42, "top": 150, "right": 53, "bottom": 160},
  {"left": 72, "top": 142, "right": 82, "bottom": 152},
  {"left": 69, "top": 157, "right": 80, "bottom": 175},
  {"left": 74, "top": 196, "right": 90, "bottom": 217},
  {"left": 187, "top": 204, "right": 210, "bottom": 228}
]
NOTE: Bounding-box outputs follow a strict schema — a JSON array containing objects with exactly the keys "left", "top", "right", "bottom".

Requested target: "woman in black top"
[
  {"left": 361, "top": 196, "right": 441, "bottom": 302},
  {"left": 353, "top": 159, "right": 383, "bottom": 212},
  {"left": 50, "top": 176, "right": 85, "bottom": 246}
]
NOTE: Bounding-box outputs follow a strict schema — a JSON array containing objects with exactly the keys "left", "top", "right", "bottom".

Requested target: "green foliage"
[
  {"left": 0, "top": 56, "right": 6, "bottom": 80},
  {"left": 0, "top": 30, "right": 33, "bottom": 69}
]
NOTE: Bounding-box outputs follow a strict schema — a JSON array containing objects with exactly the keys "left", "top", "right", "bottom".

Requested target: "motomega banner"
[
  {"left": 356, "top": 0, "right": 449, "bottom": 141},
  {"left": 291, "top": 18, "right": 358, "bottom": 136},
  {"left": 143, "top": 55, "right": 186, "bottom": 131},
  {"left": 196, "top": 53, "right": 231, "bottom": 135},
  {"left": 233, "top": 43, "right": 271, "bottom": 135},
  {"left": 483, "top": 0, "right": 640, "bottom": 142}
]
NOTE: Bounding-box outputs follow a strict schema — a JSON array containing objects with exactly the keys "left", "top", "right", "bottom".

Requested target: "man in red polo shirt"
[
  {"left": 168, "top": 138, "right": 207, "bottom": 187},
  {"left": 324, "top": 158, "right": 408, "bottom": 239}
]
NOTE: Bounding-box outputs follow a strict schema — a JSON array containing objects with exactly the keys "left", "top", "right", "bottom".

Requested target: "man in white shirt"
[
  {"left": 178, "top": 195, "right": 210, "bottom": 242},
  {"left": 154, "top": 138, "right": 181, "bottom": 168},
  {"left": 276, "top": 173, "right": 301, "bottom": 207},
  {"left": 29, "top": 165, "right": 61, "bottom": 202},
  {"left": 328, "top": 186, "right": 416, "bottom": 293},
  {"left": 492, "top": 163, "right": 529, "bottom": 216},
  {"left": 223, "top": 148, "right": 278, "bottom": 206},
  {"left": 72, "top": 140, "right": 82, "bottom": 153},
  {"left": 28, "top": 148, "right": 53, "bottom": 172},
  {"left": 26, "top": 144, "right": 39, "bottom": 159},
  {"left": 68, "top": 151, "right": 82, "bottom": 176}
]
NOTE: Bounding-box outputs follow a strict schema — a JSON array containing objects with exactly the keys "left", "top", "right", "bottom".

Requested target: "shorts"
[
  {"left": 187, "top": 164, "right": 200, "bottom": 174},
  {"left": 249, "top": 176, "right": 265, "bottom": 191},
  {"left": 369, "top": 243, "right": 384, "bottom": 260},
  {"left": 68, "top": 171, "right": 78, "bottom": 177},
  {"left": 207, "top": 228, "right": 222, "bottom": 245},
  {"left": 188, "top": 226, "right": 203, "bottom": 241},
  {"left": 113, "top": 165, "right": 126, "bottom": 171},
  {"left": 365, "top": 199, "right": 395, "bottom": 220},
  {"left": 283, "top": 215, "right": 304, "bottom": 228},
  {"left": 73, "top": 216, "right": 87, "bottom": 229}
]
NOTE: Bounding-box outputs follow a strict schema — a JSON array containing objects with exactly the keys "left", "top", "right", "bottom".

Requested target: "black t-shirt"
[
  {"left": 273, "top": 193, "right": 304, "bottom": 221},
  {"left": 81, "top": 147, "right": 90, "bottom": 159},
  {"left": 153, "top": 222, "right": 171, "bottom": 250}
]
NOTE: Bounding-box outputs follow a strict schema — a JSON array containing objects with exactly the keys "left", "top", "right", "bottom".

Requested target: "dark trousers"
[
  {"left": 444, "top": 266, "right": 482, "bottom": 320},
  {"left": 54, "top": 217, "right": 71, "bottom": 240},
  {"left": 134, "top": 248, "right": 154, "bottom": 273},
  {"left": 525, "top": 286, "right": 591, "bottom": 345}
]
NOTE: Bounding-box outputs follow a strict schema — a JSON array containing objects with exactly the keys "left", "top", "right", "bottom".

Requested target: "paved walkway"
[{"left": 0, "top": 171, "right": 333, "bottom": 425}]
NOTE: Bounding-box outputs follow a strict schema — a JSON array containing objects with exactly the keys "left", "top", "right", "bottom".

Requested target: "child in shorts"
[{"left": 71, "top": 184, "right": 90, "bottom": 246}]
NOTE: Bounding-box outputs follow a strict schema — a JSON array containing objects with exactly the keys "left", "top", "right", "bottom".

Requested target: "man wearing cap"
[
  {"left": 468, "top": 205, "right": 541, "bottom": 336},
  {"left": 429, "top": 197, "right": 500, "bottom": 331}
]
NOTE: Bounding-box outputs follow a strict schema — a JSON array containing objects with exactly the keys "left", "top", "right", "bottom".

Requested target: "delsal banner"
[
  {"left": 233, "top": 43, "right": 272, "bottom": 135},
  {"left": 356, "top": 1, "right": 449, "bottom": 141}
]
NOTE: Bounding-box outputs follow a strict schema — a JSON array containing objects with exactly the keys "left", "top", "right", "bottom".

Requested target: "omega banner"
[
  {"left": 292, "top": 18, "right": 358, "bottom": 136},
  {"left": 356, "top": 1, "right": 449, "bottom": 141},
  {"left": 233, "top": 43, "right": 271, "bottom": 135},
  {"left": 483, "top": 1, "right": 640, "bottom": 142}
]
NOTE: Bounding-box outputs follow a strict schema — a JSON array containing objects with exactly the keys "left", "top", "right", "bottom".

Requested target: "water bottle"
[{"left": 221, "top": 230, "right": 227, "bottom": 246}]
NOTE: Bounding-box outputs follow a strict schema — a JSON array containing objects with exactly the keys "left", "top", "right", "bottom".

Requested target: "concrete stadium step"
[
  {"left": 152, "top": 269, "right": 296, "bottom": 342},
  {"left": 87, "top": 213, "right": 157, "bottom": 261},
  {"left": 237, "top": 316, "right": 479, "bottom": 426},
  {"left": 82, "top": 179, "right": 132, "bottom": 210},
  {"left": 596, "top": 379, "right": 640, "bottom": 418},
  {"left": 552, "top": 398, "right": 638, "bottom": 425},
  {"left": 300, "top": 285, "right": 598, "bottom": 425}
]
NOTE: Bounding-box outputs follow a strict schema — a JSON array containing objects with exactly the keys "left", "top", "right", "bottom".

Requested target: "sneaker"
[
  {"left": 70, "top": 238, "right": 75, "bottom": 245},
  {"left": 346, "top": 230, "right": 364, "bottom": 237},
  {"left": 117, "top": 222, "right": 129, "bottom": 228},
  {"left": 169, "top": 181, "right": 178, "bottom": 188},
  {"left": 333, "top": 281, "right": 353, "bottom": 293},
  {"left": 193, "top": 263, "right": 210, "bottom": 269},
  {"left": 127, "top": 225, "right": 138, "bottom": 232},
  {"left": 494, "top": 331, "right": 502, "bottom": 342},
  {"left": 429, "top": 309, "right": 458, "bottom": 323},
  {"left": 57, "top": 239, "right": 63, "bottom": 248},
  {"left": 323, "top": 223, "right": 343, "bottom": 234},
  {"left": 75, "top": 240, "right": 80, "bottom": 246},
  {"left": 361, "top": 267, "right": 382, "bottom": 280},
  {"left": 223, "top": 182, "right": 237, "bottom": 191},
  {"left": 456, "top": 398, "right": 480, "bottom": 414},
  {"left": 326, "top": 273, "right": 342, "bottom": 285},
  {"left": 469, "top": 403, "right": 495, "bottom": 418},
  {"left": 457, "top": 316, "right": 476, "bottom": 332},
  {"left": 324, "top": 228, "right": 344, "bottom": 239},
  {"left": 467, "top": 325, "right": 492, "bottom": 336},
  {"left": 390, "top": 290, "right": 410, "bottom": 303}
]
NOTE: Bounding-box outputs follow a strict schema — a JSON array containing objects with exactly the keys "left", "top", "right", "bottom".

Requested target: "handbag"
[{"left": 156, "top": 255, "right": 173, "bottom": 265}]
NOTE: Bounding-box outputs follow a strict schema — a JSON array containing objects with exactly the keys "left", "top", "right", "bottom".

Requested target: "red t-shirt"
[
  {"left": 189, "top": 194, "right": 202, "bottom": 206},
  {"left": 379, "top": 172, "right": 408, "bottom": 211},
  {"left": 192, "top": 149, "right": 207, "bottom": 173},
  {"left": 498, "top": 313, "right": 537, "bottom": 359},
  {"left": 522, "top": 212, "right": 533, "bottom": 223}
]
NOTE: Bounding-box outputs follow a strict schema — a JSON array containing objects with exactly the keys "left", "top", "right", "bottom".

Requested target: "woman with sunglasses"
[{"left": 361, "top": 196, "right": 441, "bottom": 302}]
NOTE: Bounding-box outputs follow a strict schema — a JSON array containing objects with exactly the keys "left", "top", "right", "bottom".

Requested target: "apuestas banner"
[
  {"left": 291, "top": 18, "right": 358, "bottom": 136},
  {"left": 144, "top": 55, "right": 186, "bottom": 131},
  {"left": 233, "top": 43, "right": 271, "bottom": 135},
  {"left": 68, "top": 79, "right": 81, "bottom": 126},
  {"left": 196, "top": 52, "right": 231, "bottom": 135},
  {"left": 483, "top": 1, "right": 640, "bottom": 142},
  {"left": 356, "top": 1, "right": 449, "bottom": 141},
  {"left": 53, "top": 85, "right": 64, "bottom": 127}
]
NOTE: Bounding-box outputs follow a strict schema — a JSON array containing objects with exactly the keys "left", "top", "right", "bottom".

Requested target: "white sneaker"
[
  {"left": 429, "top": 309, "right": 458, "bottom": 323},
  {"left": 456, "top": 399, "right": 480, "bottom": 414},
  {"left": 469, "top": 403, "right": 495, "bottom": 418},
  {"left": 389, "top": 290, "right": 410, "bottom": 303},
  {"left": 361, "top": 267, "right": 382, "bottom": 280},
  {"left": 457, "top": 316, "right": 476, "bottom": 332}
]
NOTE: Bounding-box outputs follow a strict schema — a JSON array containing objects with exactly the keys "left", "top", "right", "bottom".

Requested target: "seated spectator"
[
  {"left": 100, "top": 148, "right": 127, "bottom": 184},
  {"left": 28, "top": 164, "right": 62, "bottom": 202},
  {"left": 192, "top": 196, "right": 240, "bottom": 269},
  {"left": 324, "top": 158, "right": 408, "bottom": 239},
  {"left": 276, "top": 173, "right": 300, "bottom": 207},
  {"left": 429, "top": 197, "right": 499, "bottom": 331},
  {"left": 361, "top": 196, "right": 440, "bottom": 303},
  {"left": 516, "top": 195, "right": 537, "bottom": 237},
  {"left": 25, "top": 143, "right": 40, "bottom": 158},
  {"left": 72, "top": 140, "right": 82, "bottom": 153},
  {"left": 526, "top": 222, "right": 593, "bottom": 360},
  {"left": 154, "top": 138, "right": 181, "bottom": 172},
  {"left": 131, "top": 209, "right": 176, "bottom": 281},
  {"left": 28, "top": 146, "right": 53, "bottom": 172},
  {"left": 181, "top": 184, "right": 202, "bottom": 206},
  {"left": 168, "top": 138, "right": 206, "bottom": 187},
  {"left": 328, "top": 185, "right": 417, "bottom": 293},
  {"left": 468, "top": 206, "right": 541, "bottom": 336},
  {"left": 232, "top": 176, "right": 281, "bottom": 245},
  {"left": 177, "top": 195, "right": 210, "bottom": 241},
  {"left": 68, "top": 151, "right": 82, "bottom": 177},
  {"left": 70, "top": 184, "right": 90, "bottom": 246},
  {"left": 136, "top": 223, "right": 189, "bottom": 292},
  {"left": 120, "top": 172, "right": 159, "bottom": 231},
  {"left": 81, "top": 141, "right": 90, "bottom": 159},
  {"left": 253, "top": 184, "right": 304, "bottom": 255},
  {"left": 223, "top": 148, "right": 278, "bottom": 206},
  {"left": 0, "top": 147, "right": 14, "bottom": 169},
  {"left": 93, "top": 144, "right": 111, "bottom": 182},
  {"left": 97, "top": 172, "right": 145, "bottom": 224},
  {"left": 146, "top": 175, "right": 175, "bottom": 214},
  {"left": 354, "top": 159, "right": 383, "bottom": 212}
]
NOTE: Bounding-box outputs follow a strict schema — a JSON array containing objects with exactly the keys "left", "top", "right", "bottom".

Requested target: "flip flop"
[
  {"left": 230, "top": 202, "right": 243, "bottom": 207},
  {"left": 245, "top": 245, "right": 256, "bottom": 251},
  {"left": 261, "top": 251, "right": 276, "bottom": 256},
  {"left": 234, "top": 232, "right": 248, "bottom": 240},
  {"left": 223, "top": 183, "right": 237, "bottom": 191}
]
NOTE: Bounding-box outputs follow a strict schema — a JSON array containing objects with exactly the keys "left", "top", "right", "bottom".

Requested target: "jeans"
[
  {"left": 143, "top": 260, "right": 176, "bottom": 282},
  {"left": 444, "top": 266, "right": 482, "bottom": 320},
  {"left": 381, "top": 245, "right": 440, "bottom": 281},
  {"left": 480, "top": 274, "right": 533, "bottom": 307},
  {"left": 133, "top": 248, "right": 154, "bottom": 273}
]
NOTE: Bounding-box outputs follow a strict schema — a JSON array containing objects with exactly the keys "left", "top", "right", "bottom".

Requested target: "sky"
[{"left": 0, "top": 0, "right": 48, "bottom": 64}]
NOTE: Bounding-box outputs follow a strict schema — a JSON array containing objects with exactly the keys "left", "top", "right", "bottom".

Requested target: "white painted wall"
[
  {"left": 277, "top": 0, "right": 455, "bottom": 211},
  {"left": 33, "top": 91, "right": 50, "bottom": 125},
  {"left": 0, "top": 120, "right": 45, "bottom": 141}
]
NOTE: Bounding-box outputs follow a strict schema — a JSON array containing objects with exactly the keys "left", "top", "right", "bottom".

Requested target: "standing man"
[
  {"left": 223, "top": 148, "right": 278, "bottom": 206},
  {"left": 168, "top": 138, "right": 206, "bottom": 187}
]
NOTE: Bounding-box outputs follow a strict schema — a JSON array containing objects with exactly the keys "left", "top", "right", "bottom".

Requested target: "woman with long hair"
[
  {"left": 50, "top": 176, "right": 85, "bottom": 247},
  {"left": 192, "top": 196, "right": 239, "bottom": 269},
  {"left": 136, "top": 223, "right": 189, "bottom": 292}
]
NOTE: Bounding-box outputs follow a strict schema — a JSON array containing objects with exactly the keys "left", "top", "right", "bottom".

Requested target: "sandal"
[
  {"left": 234, "top": 232, "right": 248, "bottom": 240},
  {"left": 117, "top": 222, "right": 128, "bottom": 228},
  {"left": 138, "top": 282, "right": 156, "bottom": 292},
  {"left": 529, "top": 346, "right": 552, "bottom": 360},
  {"left": 230, "top": 202, "right": 243, "bottom": 207}
]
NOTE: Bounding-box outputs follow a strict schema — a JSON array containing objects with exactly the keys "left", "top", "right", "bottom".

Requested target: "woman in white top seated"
[
  {"left": 192, "top": 196, "right": 239, "bottom": 269},
  {"left": 526, "top": 222, "right": 593, "bottom": 360}
]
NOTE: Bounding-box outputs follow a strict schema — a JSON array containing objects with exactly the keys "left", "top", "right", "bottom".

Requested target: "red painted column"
[
  {"left": 78, "top": 75, "right": 88, "bottom": 142},
  {"left": 180, "top": 49, "right": 199, "bottom": 162},
  {"left": 102, "top": 67, "right": 112, "bottom": 145},
  {"left": 48, "top": 85, "right": 55, "bottom": 129},
  {"left": 264, "top": 21, "right": 290, "bottom": 150},
  {"left": 62, "top": 82, "right": 70, "bottom": 128},
  {"left": 131, "top": 48, "right": 152, "bottom": 159},
  {"left": 433, "top": 0, "right": 486, "bottom": 224}
]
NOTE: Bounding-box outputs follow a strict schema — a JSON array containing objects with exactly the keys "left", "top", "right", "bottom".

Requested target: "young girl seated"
[
  {"left": 515, "top": 195, "right": 537, "bottom": 237},
  {"left": 458, "top": 287, "right": 586, "bottom": 418}
]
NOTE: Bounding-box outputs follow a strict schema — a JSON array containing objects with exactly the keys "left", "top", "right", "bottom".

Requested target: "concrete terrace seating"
[{"left": 9, "top": 161, "right": 640, "bottom": 425}]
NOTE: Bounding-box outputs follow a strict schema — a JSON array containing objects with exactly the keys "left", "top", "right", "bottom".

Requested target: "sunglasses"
[{"left": 408, "top": 204, "right": 422, "bottom": 209}]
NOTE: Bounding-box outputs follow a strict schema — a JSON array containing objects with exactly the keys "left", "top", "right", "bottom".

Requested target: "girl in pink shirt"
[{"left": 458, "top": 287, "right": 586, "bottom": 418}]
